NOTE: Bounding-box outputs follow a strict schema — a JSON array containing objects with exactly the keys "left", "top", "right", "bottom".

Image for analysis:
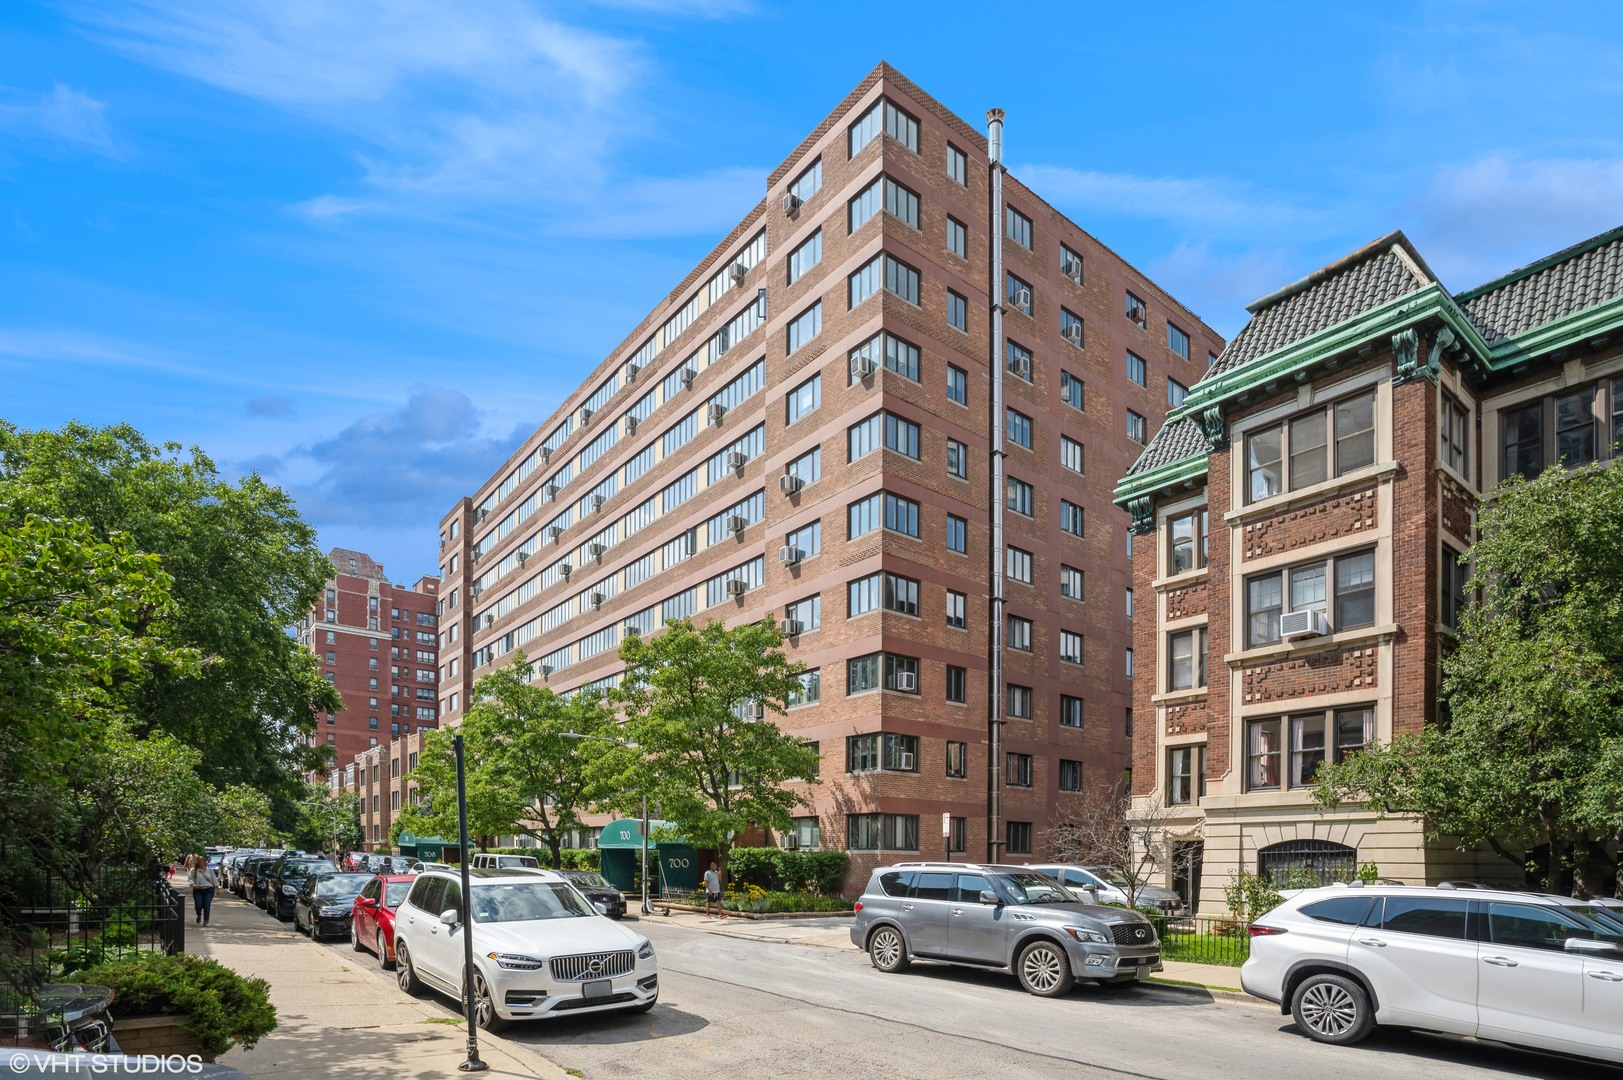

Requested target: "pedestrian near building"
[
  {"left": 703, "top": 862, "right": 726, "bottom": 920},
  {"left": 189, "top": 854, "right": 218, "bottom": 926}
]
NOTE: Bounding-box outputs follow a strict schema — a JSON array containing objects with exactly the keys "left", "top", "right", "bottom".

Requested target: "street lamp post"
[
  {"left": 562, "top": 732, "right": 652, "bottom": 916},
  {"left": 452, "top": 735, "right": 487, "bottom": 1072}
]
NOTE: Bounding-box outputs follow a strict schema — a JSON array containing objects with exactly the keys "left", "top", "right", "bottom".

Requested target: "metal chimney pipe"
[{"left": 985, "top": 107, "right": 1006, "bottom": 865}]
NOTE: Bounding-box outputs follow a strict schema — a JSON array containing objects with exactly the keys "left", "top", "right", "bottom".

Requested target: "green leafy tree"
[
  {"left": 212, "top": 785, "right": 276, "bottom": 849},
  {"left": 610, "top": 619, "right": 819, "bottom": 878},
  {"left": 1315, "top": 462, "right": 1623, "bottom": 895},
  {"left": 286, "top": 784, "right": 362, "bottom": 858},
  {"left": 398, "top": 658, "right": 616, "bottom": 867}
]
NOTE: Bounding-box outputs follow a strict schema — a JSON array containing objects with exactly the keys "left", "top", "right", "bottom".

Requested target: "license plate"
[{"left": 582, "top": 979, "right": 612, "bottom": 999}]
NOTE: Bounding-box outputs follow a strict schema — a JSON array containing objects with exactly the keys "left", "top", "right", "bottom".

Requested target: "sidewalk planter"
[
  {"left": 78, "top": 952, "right": 275, "bottom": 1061},
  {"left": 111, "top": 1015, "right": 205, "bottom": 1061}
]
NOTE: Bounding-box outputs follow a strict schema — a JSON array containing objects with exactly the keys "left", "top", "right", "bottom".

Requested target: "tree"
[
  {"left": 1315, "top": 461, "right": 1623, "bottom": 896},
  {"left": 397, "top": 658, "right": 616, "bottom": 867},
  {"left": 1042, "top": 785, "right": 1200, "bottom": 910},
  {"left": 212, "top": 785, "right": 276, "bottom": 849},
  {"left": 610, "top": 619, "right": 819, "bottom": 878},
  {"left": 286, "top": 784, "right": 362, "bottom": 857}
]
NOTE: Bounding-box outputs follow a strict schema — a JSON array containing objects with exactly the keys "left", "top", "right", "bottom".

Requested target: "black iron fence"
[{"left": 1147, "top": 913, "right": 1252, "bottom": 967}]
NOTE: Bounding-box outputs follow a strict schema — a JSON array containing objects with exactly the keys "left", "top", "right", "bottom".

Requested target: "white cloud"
[
  {"left": 1147, "top": 242, "right": 1294, "bottom": 339},
  {"left": 1013, "top": 164, "right": 1322, "bottom": 234},
  {"left": 0, "top": 82, "right": 122, "bottom": 156}
]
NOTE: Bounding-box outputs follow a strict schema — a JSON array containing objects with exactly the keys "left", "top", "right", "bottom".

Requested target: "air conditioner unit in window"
[
  {"left": 438, "top": 538, "right": 447, "bottom": 552},
  {"left": 625, "top": 361, "right": 640, "bottom": 382},
  {"left": 540, "top": 446, "right": 552, "bottom": 464},
  {"left": 725, "top": 514, "right": 747, "bottom": 534},
  {"left": 778, "top": 545, "right": 802, "bottom": 566},
  {"left": 894, "top": 671, "right": 917, "bottom": 692},
  {"left": 475, "top": 508, "right": 489, "bottom": 525},
  {"left": 590, "top": 495, "right": 605, "bottom": 513},
  {"left": 483, "top": 613, "right": 495, "bottom": 628},
  {"left": 781, "top": 192, "right": 802, "bottom": 216},
  {"left": 749, "top": 702, "right": 765, "bottom": 720},
  {"left": 679, "top": 368, "right": 696, "bottom": 389},
  {"left": 706, "top": 403, "right": 727, "bottom": 425},
  {"left": 850, "top": 355, "right": 875, "bottom": 379},
  {"left": 1064, "top": 324, "right": 1083, "bottom": 346},
  {"left": 538, "top": 663, "right": 553, "bottom": 680},
  {"left": 589, "top": 592, "right": 605, "bottom": 609},
  {"left": 559, "top": 562, "right": 573, "bottom": 580},
  {"left": 1012, "top": 356, "right": 1033, "bottom": 380},
  {"left": 516, "top": 551, "right": 528, "bottom": 567},
  {"left": 780, "top": 833, "right": 800, "bottom": 850},
  {"left": 548, "top": 526, "right": 563, "bottom": 542},
  {"left": 579, "top": 406, "right": 594, "bottom": 425},
  {"left": 897, "top": 751, "right": 916, "bottom": 770},
  {"left": 625, "top": 415, "right": 638, "bottom": 435},
  {"left": 468, "top": 584, "right": 482, "bottom": 598},
  {"left": 622, "top": 621, "right": 641, "bottom": 636},
  {"left": 1013, "top": 288, "right": 1031, "bottom": 311},
  {"left": 1280, "top": 609, "right": 1330, "bottom": 641},
  {"left": 779, "top": 618, "right": 803, "bottom": 636},
  {"left": 725, "top": 578, "right": 748, "bottom": 598},
  {"left": 588, "top": 543, "right": 605, "bottom": 560},
  {"left": 1128, "top": 304, "right": 1146, "bottom": 324},
  {"left": 779, "top": 473, "right": 803, "bottom": 495},
  {"left": 469, "top": 548, "right": 482, "bottom": 563},
  {"left": 729, "top": 261, "right": 748, "bottom": 285},
  {"left": 544, "top": 483, "right": 559, "bottom": 500},
  {"left": 725, "top": 450, "right": 746, "bottom": 472},
  {"left": 1062, "top": 257, "right": 1082, "bottom": 281}
]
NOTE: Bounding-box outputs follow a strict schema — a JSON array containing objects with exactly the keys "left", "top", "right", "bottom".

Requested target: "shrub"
[
  {"left": 723, "top": 848, "right": 850, "bottom": 896},
  {"left": 474, "top": 847, "right": 599, "bottom": 870},
  {"left": 1223, "top": 871, "right": 1281, "bottom": 922},
  {"left": 78, "top": 952, "right": 275, "bottom": 1058},
  {"left": 720, "top": 890, "right": 855, "bottom": 914}
]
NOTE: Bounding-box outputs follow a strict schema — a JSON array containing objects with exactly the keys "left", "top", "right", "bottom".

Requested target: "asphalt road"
[{"left": 314, "top": 917, "right": 1622, "bottom": 1080}]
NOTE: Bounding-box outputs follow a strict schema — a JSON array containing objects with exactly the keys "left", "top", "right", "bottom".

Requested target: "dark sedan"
[
  {"left": 248, "top": 857, "right": 283, "bottom": 906},
  {"left": 293, "top": 873, "right": 373, "bottom": 939},
  {"left": 560, "top": 869, "right": 626, "bottom": 920},
  {"left": 266, "top": 858, "right": 337, "bottom": 920}
]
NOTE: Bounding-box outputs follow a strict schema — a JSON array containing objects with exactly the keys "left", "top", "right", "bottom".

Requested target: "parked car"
[
  {"left": 470, "top": 853, "right": 542, "bottom": 871},
  {"left": 352, "top": 874, "right": 417, "bottom": 969},
  {"left": 392, "top": 868, "right": 657, "bottom": 1029},
  {"left": 293, "top": 872, "right": 374, "bottom": 939},
  {"left": 247, "top": 857, "right": 282, "bottom": 906},
  {"left": 409, "top": 861, "right": 451, "bottom": 875},
  {"left": 265, "top": 857, "right": 337, "bottom": 920},
  {"left": 850, "top": 862, "right": 1162, "bottom": 996},
  {"left": 559, "top": 870, "right": 626, "bottom": 920},
  {"left": 1023, "top": 863, "right": 1187, "bottom": 917},
  {"left": 1241, "top": 884, "right": 1623, "bottom": 1063}
]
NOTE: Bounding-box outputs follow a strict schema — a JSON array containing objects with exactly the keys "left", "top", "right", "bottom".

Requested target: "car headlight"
[
  {"left": 486, "top": 952, "right": 544, "bottom": 971},
  {"left": 1063, "top": 926, "right": 1109, "bottom": 944},
  {"left": 320, "top": 906, "right": 347, "bottom": 917},
  {"left": 636, "top": 940, "right": 655, "bottom": 960},
  {"left": 281, "top": 885, "right": 297, "bottom": 896}
]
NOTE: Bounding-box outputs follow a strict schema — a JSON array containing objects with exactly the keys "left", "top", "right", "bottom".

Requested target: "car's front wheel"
[
  {"left": 867, "top": 927, "right": 910, "bottom": 973},
  {"left": 472, "top": 972, "right": 507, "bottom": 1033},
  {"left": 1016, "top": 940, "right": 1076, "bottom": 997},
  {"left": 396, "top": 941, "right": 424, "bottom": 997},
  {"left": 1291, "top": 973, "right": 1374, "bottom": 1045}
]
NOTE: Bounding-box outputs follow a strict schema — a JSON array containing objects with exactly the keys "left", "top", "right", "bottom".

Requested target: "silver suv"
[
  {"left": 1242, "top": 884, "right": 1623, "bottom": 1064},
  {"left": 849, "top": 862, "right": 1163, "bottom": 996}
]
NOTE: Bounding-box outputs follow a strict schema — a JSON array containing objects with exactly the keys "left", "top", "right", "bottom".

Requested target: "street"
[{"left": 312, "top": 917, "right": 1622, "bottom": 1080}]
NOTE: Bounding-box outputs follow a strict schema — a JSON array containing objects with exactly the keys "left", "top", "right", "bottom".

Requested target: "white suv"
[
  {"left": 393, "top": 868, "right": 657, "bottom": 1030},
  {"left": 1242, "top": 884, "right": 1623, "bottom": 1064}
]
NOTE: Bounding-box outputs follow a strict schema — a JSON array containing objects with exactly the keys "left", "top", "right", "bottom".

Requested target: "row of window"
[
  {"left": 845, "top": 816, "right": 1035, "bottom": 856},
  {"left": 843, "top": 732, "right": 1083, "bottom": 791}
]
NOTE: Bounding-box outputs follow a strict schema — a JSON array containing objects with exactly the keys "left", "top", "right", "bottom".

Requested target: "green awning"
[
  {"left": 397, "top": 832, "right": 451, "bottom": 847},
  {"left": 596, "top": 819, "right": 684, "bottom": 849}
]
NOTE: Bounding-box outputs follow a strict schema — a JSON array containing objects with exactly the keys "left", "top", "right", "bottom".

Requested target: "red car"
[{"left": 351, "top": 874, "right": 415, "bottom": 969}]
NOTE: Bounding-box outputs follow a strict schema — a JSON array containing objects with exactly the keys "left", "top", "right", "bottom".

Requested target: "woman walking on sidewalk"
[{"left": 189, "top": 853, "right": 219, "bottom": 926}]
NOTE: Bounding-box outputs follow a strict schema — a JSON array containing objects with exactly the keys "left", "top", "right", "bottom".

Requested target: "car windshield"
[
  {"left": 384, "top": 881, "right": 413, "bottom": 908},
  {"left": 284, "top": 862, "right": 335, "bottom": 882},
  {"left": 565, "top": 871, "right": 610, "bottom": 888},
  {"left": 1084, "top": 866, "right": 1134, "bottom": 889},
  {"left": 314, "top": 874, "right": 373, "bottom": 898},
  {"left": 470, "top": 882, "right": 594, "bottom": 923},
  {"left": 998, "top": 872, "right": 1077, "bottom": 905}
]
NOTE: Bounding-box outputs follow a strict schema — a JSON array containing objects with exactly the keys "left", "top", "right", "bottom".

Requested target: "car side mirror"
[
  {"left": 1564, "top": 937, "right": 1620, "bottom": 954},
  {"left": 439, "top": 908, "right": 460, "bottom": 927},
  {"left": 1082, "top": 884, "right": 1100, "bottom": 900},
  {"left": 978, "top": 890, "right": 1002, "bottom": 906},
  {"left": 593, "top": 902, "right": 609, "bottom": 916}
]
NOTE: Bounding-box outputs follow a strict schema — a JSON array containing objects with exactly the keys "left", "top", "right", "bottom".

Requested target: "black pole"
[{"left": 454, "top": 736, "right": 487, "bottom": 1072}]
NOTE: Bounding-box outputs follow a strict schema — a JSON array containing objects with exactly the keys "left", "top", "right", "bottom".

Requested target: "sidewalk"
[
  {"left": 653, "top": 908, "right": 1246, "bottom": 993},
  {"left": 183, "top": 885, "right": 570, "bottom": 1079}
]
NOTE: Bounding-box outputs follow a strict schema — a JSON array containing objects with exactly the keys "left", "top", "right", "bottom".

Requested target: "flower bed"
[{"left": 721, "top": 887, "right": 853, "bottom": 915}]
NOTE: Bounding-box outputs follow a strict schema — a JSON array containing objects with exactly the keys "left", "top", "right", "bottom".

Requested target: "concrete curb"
[
  {"left": 656, "top": 903, "right": 854, "bottom": 921},
  {"left": 1142, "top": 979, "right": 1263, "bottom": 1007}
]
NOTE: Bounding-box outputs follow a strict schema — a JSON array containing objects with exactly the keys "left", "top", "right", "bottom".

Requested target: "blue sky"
[{"left": 4, "top": 1, "right": 1620, "bottom": 582}]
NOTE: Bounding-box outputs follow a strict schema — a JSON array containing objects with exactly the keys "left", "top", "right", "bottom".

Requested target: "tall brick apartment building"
[
  {"left": 434, "top": 64, "right": 1222, "bottom": 887},
  {"left": 1114, "top": 225, "right": 1623, "bottom": 913},
  {"left": 296, "top": 548, "right": 441, "bottom": 773}
]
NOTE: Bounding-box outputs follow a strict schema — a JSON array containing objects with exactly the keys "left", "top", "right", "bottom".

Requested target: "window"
[
  {"left": 1126, "top": 351, "right": 1147, "bottom": 387},
  {"left": 946, "top": 216, "right": 967, "bottom": 258},
  {"left": 947, "top": 144, "right": 967, "bottom": 185},
  {"left": 1167, "top": 628, "right": 1208, "bottom": 690},
  {"left": 786, "top": 519, "right": 821, "bottom": 558},
  {"left": 1502, "top": 401, "right": 1543, "bottom": 479},
  {"left": 786, "top": 448, "right": 821, "bottom": 489},
  {"left": 882, "top": 814, "right": 919, "bottom": 850},
  {"left": 884, "top": 493, "right": 920, "bottom": 537},
  {"left": 1004, "top": 684, "right": 1032, "bottom": 720},
  {"left": 946, "top": 438, "right": 968, "bottom": 479},
  {"left": 1059, "top": 244, "right": 1083, "bottom": 283},
  {"left": 1485, "top": 901, "right": 1596, "bottom": 952},
  {"left": 1006, "top": 546, "right": 1032, "bottom": 584},
  {"left": 1059, "top": 695, "right": 1083, "bottom": 729},
  {"left": 847, "top": 654, "right": 880, "bottom": 695},
  {"left": 945, "top": 590, "right": 966, "bottom": 629},
  {"left": 1168, "top": 745, "right": 1204, "bottom": 805},
  {"left": 946, "top": 514, "right": 967, "bottom": 554},
  {"left": 786, "top": 301, "right": 822, "bottom": 353},
  {"left": 847, "top": 333, "right": 919, "bottom": 383},
  {"left": 849, "top": 177, "right": 881, "bottom": 232},
  {"left": 947, "top": 290, "right": 967, "bottom": 331},
  {"left": 848, "top": 493, "right": 881, "bottom": 538},
  {"left": 1125, "top": 648, "right": 1134, "bottom": 678},
  {"left": 1059, "top": 500, "right": 1084, "bottom": 537},
  {"left": 1168, "top": 508, "right": 1208, "bottom": 574},
  {"left": 1059, "top": 759, "right": 1083, "bottom": 793},
  {"left": 1006, "top": 821, "right": 1032, "bottom": 855},
  {"left": 1059, "top": 565, "right": 1084, "bottom": 600},
  {"left": 1060, "top": 308, "right": 1084, "bottom": 348},
  {"left": 845, "top": 815, "right": 882, "bottom": 851},
  {"left": 1247, "top": 707, "right": 1372, "bottom": 790},
  {"left": 885, "top": 256, "right": 920, "bottom": 304},
  {"left": 1006, "top": 272, "right": 1032, "bottom": 315},
  {"left": 1126, "top": 410, "right": 1148, "bottom": 444},
  {"left": 786, "top": 375, "right": 821, "bottom": 424},
  {"left": 849, "top": 98, "right": 917, "bottom": 156},
  {"left": 788, "top": 670, "right": 820, "bottom": 707},
  {"left": 1374, "top": 895, "right": 1469, "bottom": 938},
  {"left": 1168, "top": 378, "right": 1189, "bottom": 408},
  {"left": 946, "top": 364, "right": 968, "bottom": 405},
  {"left": 886, "top": 414, "right": 921, "bottom": 458},
  {"left": 1061, "top": 371, "right": 1084, "bottom": 411},
  {"left": 1059, "top": 630, "right": 1083, "bottom": 665},
  {"left": 1006, "top": 341, "right": 1032, "bottom": 382},
  {"left": 1006, "top": 752, "right": 1033, "bottom": 787},
  {"left": 847, "top": 414, "right": 881, "bottom": 461},
  {"left": 946, "top": 741, "right": 968, "bottom": 778},
  {"left": 849, "top": 572, "right": 917, "bottom": 616},
  {"left": 1060, "top": 436, "right": 1084, "bottom": 475},
  {"left": 1005, "top": 206, "right": 1033, "bottom": 248},
  {"left": 1441, "top": 391, "right": 1469, "bottom": 476},
  {"left": 788, "top": 158, "right": 821, "bottom": 203},
  {"left": 1247, "top": 389, "right": 1377, "bottom": 501},
  {"left": 846, "top": 734, "right": 879, "bottom": 772},
  {"left": 1007, "top": 615, "right": 1032, "bottom": 652},
  {"left": 882, "top": 734, "right": 919, "bottom": 771},
  {"left": 945, "top": 665, "right": 966, "bottom": 703},
  {"left": 1167, "top": 322, "right": 1190, "bottom": 360},
  {"left": 884, "top": 178, "right": 919, "bottom": 229},
  {"left": 1006, "top": 477, "right": 1033, "bottom": 516},
  {"left": 1125, "top": 290, "right": 1146, "bottom": 327},
  {"left": 1555, "top": 387, "right": 1599, "bottom": 467},
  {"left": 785, "top": 595, "right": 821, "bottom": 632},
  {"left": 884, "top": 654, "right": 920, "bottom": 693},
  {"left": 787, "top": 230, "right": 822, "bottom": 284},
  {"left": 1005, "top": 408, "right": 1033, "bottom": 449}
]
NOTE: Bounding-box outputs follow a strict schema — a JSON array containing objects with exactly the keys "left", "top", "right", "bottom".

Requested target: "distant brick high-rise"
[
  {"left": 433, "top": 63, "right": 1223, "bottom": 892},
  {"left": 296, "top": 548, "right": 440, "bottom": 774}
]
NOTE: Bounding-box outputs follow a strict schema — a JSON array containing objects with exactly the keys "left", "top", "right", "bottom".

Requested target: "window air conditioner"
[
  {"left": 679, "top": 368, "right": 696, "bottom": 389},
  {"left": 725, "top": 579, "right": 748, "bottom": 598},
  {"left": 540, "top": 446, "right": 552, "bottom": 464},
  {"left": 539, "top": 664, "right": 553, "bottom": 679},
  {"left": 544, "top": 483, "right": 559, "bottom": 500},
  {"left": 850, "top": 355, "right": 875, "bottom": 380},
  {"left": 475, "top": 508, "right": 489, "bottom": 525},
  {"left": 726, "top": 514, "right": 747, "bottom": 534},
  {"left": 588, "top": 543, "right": 605, "bottom": 560},
  {"left": 779, "top": 473, "right": 803, "bottom": 495},
  {"left": 579, "top": 406, "right": 593, "bottom": 424},
  {"left": 1280, "top": 609, "right": 1330, "bottom": 641},
  {"left": 780, "top": 833, "right": 800, "bottom": 850},
  {"left": 749, "top": 702, "right": 765, "bottom": 719},
  {"left": 725, "top": 450, "right": 746, "bottom": 472},
  {"left": 707, "top": 403, "right": 728, "bottom": 425},
  {"left": 590, "top": 495, "right": 605, "bottom": 513},
  {"left": 1062, "top": 257, "right": 1082, "bottom": 281},
  {"left": 438, "top": 538, "right": 447, "bottom": 552},
  {"left": 781, "top": 193, "right": 802, "bottom": 215},
  {"left": 623, "top": 621, "right": 641, "bottom": 636},
  {"left": 1013, "top": 288, "right": 1031, "bottom": 311},
  {"left": 589, "top": 592, "right": 605, "bottom": 609},
  {"left": 1064, "top": 324, "right": 1083, "bottom": 346},
  {"left": 729, "top": 261, "right": 748, "bottom": 286},
  {"left": 469, "top": 548, "right": 481, "bottom": 563},
  {"left": 779, "top": 618, "right": 803, "bottom": 636},
  {"left": 1013, "top": 356, "right": 1032, "bottom": 380},
  {"left": 894, "top": 671, "right": 917, "bottom": 692},
  {"left": 469, "top": 584, "right": 482, "bottom": 598},
  {"left": 625, "top": 361, "right": 640, "bottom": 382},
  {"left": 897, "top": 751, "right": 916, "bottom": 770},
  {"left": 516, "top": 551, "right": 528, "bottom": 566},
  {"left": 778, "top": 545, "right": 802, "bottom": 566},
  {"left": 548, "top": 526, "right": 563, "bottom": 541},
  {"left": 559, "top": 562, "right": 573, "bottom": 579},
  {"left": 483, "top": 613, "right": 495, "bottom": 628},
  {"left": 625, "top": 415, "right": 638, "bottom": 435}
]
